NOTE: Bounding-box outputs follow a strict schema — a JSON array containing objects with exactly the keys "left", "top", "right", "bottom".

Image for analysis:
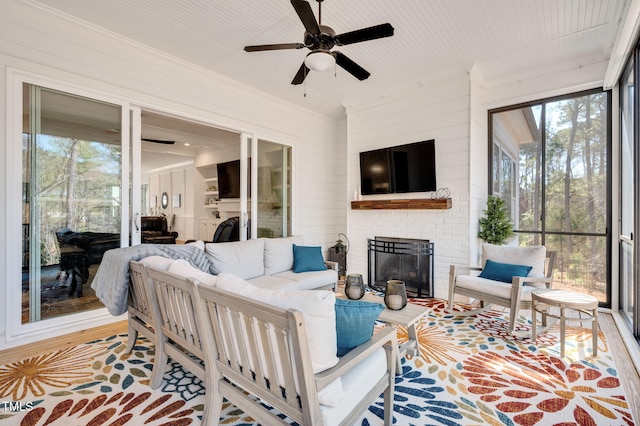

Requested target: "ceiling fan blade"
[
  {"left": 334, "top": 23, "right": 394, "bottom": 46},
  {"left": 291, "top": 0, "right": 320, "bottom": 34},
  {"left": 142, "top": 138, "right": 175, "bottom": 145},
  {"left": 334, "top": 52, "right": 370, "bottom": 81},
  {"left": 291, "top": 62, "right": 310, "bottom": 85},
  {"left": 244, "top": 43, "right": 305, "bottom": 52}
]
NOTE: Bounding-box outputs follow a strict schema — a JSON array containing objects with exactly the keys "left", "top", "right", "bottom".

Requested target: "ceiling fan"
[
  {"left": 244, "top": 0, "right": 394, "bottom": 85},
  {"left": 141, "top": 138, "right": 175, "bottom": 145},
  {"left": 105, "top": 129, "right": 175, "bottom": 144}
]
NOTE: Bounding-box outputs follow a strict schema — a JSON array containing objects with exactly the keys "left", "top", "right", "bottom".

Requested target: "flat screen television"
[
  {"left": 359, "top": 139, "right": 436, "bottom": 195},
  {"left": 217, "top": 159, "right": 241, "bottom": 199}
]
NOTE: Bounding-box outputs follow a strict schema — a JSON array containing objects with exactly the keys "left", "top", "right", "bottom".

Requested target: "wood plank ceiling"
[{"left": 29, "top": 0, "right": 629, "bottom": 118}]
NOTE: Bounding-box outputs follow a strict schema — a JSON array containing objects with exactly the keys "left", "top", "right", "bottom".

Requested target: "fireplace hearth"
[{"left": 367, "top": 236, "right": 434, "bottom": 298}]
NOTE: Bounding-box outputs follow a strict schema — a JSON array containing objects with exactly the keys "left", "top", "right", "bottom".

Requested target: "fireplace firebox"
[{"left": 367, "top": 236, "right": 434, "bottom": 298}]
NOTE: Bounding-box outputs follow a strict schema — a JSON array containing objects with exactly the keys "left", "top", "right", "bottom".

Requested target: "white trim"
[
  {"left": 604, "top": 0, "right": 640, "bottom": 89},
  {"left": 4, "top": 68, "right": 133, "bottom": 343},
  {"left": 612, "top": 311, "right": 640, "bottom": 377}
]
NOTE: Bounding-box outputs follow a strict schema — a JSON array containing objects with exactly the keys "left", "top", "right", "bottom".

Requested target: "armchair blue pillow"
[
  {"left": 479, "top": 259, "right": 532, "bottom": 283},
  {"left": 292, "top": 244, "right": 327, "bottom": 273},
  {"left": 335, "top": 299, "right": 384, "bottom": 356}
]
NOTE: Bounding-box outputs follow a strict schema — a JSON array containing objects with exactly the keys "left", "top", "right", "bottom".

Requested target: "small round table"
[{"left": 531, "top": 289, "right": 599, "bottom": 357}]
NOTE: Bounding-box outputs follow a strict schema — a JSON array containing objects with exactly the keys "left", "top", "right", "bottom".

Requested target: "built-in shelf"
[{"left": 351, "top": 198, "right": 452, "bottom": 210}]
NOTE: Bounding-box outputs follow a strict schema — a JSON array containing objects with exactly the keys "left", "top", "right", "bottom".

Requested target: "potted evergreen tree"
[{"left": 478, "top": 195, "right": 514, "bottom": 245}]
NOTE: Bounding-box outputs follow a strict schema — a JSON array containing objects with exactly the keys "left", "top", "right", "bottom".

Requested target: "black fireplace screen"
[{"left": 367, "top": 237, "right": 434, "bottom": 298}]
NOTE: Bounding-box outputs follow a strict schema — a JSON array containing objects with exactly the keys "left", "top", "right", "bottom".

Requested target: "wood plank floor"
[{"left": 0, "top": 315, "right": 638, "bottom": 422}]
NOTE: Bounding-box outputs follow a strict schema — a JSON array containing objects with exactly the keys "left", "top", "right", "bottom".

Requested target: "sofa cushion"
[
  {"left": 482, "top": 243, "right": 546, "bottom": 278},
  {"left": 273, "top": 269, "right": 337, "bottom": 290},
  {"left": 168, "top": 259, "right": 217, "bottom": 287},
  {"left": 216, "top": 273, "right": 339, "bottom": 374},
  {"left": 293, "top": 244, "right": 327, "bottom": 273},
  {"left": 248, "top": 274, "right": 301, "bottom": 290},
  {"left": 263, "top": 236, "right": 304, "bottom": 275},
  {"left": 319, "top": 348, "right": 387, "bottom": 426},
  {"left": 456, "top": 275, "right": 545, "bottom": 301},
  {"left": 139, "top": 255, "right": 174, "bottom": 270},
  {"left": 478, "top": 259, "right": 532, "bottom": 283},
  {"left": 335, "top": 299, "right": 384, "bottom": 357},
  {"left": 205, "top": 239, "right": 265, "bottom": 279},
  {"left": 185, "top": 240, "right": 205, "bottom": 251}
]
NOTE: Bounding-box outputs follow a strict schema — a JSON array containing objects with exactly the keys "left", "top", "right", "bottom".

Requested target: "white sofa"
[{"left": 203, "top": 236, "right": 338, "bottom": 291}]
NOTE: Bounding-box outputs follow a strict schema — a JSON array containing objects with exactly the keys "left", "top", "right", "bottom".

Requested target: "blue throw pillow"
[
  {"left": 479, "top": 259, "right": 533, "bottom": 283},
  {"left": 335, "top": 298, "right": 384, "bottom": 357},
  {"left": 292, "top": 244, "right": 327, "bottom": 273}
]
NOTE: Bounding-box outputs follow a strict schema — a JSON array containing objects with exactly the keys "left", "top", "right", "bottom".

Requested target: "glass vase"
[
  {"left": 384, "top": 280, "right": 407, "bottom": 310},
  {"left": 345, "top": 274, "right": 365, "bottom": 300}
]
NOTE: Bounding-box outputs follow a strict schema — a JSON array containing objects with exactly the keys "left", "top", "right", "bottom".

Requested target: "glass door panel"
[
  {"left": 620, "top": 57, "right": 636, "bottom": 331},
  {"left": 22, "top": 83, "right": 124, "bottom": 323},
  {"left": 256, "top": 140, "right": 292, "bottom": 238}
]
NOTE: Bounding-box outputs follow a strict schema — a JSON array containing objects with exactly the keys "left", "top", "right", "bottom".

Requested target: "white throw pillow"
[
  {"left": 215, "top": 273, "right": 342, "bottom": 406},
  {"left": 482, "top": 243, "right": 547, "bottom": 278},
  {"left": 139, "top": 255, "right": 173, "bottom": 270},
  {"left": 185, "top": 240, "right": 205, "bottom": 251},
  {"left": 205, "top": 239, "right": 265, "bottom": 280},
  {"left": 263, "top": 236, "right": 304, "bottom": 275},
  {"left": 168, "top": 259, "right": 217, "bottom": 287},
  {"left": 216, "top": 273, "right": 338, "bottom": 373}
]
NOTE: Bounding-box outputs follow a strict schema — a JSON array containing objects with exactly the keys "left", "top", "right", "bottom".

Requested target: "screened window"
[{"left": 489, "top": 89, "right": 611, "bottom": 306}]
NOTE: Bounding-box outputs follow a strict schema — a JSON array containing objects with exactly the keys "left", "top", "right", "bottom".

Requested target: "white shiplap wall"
[
  {"left": 346, "top": 73, "right": 471, "bottom": 298},
  {"left": 0, "top": 1, "right": 344, "bottom": 348}
]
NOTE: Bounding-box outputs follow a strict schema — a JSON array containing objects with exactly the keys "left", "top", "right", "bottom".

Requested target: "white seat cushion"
[
  {"left": 139, "top": 255, "right": 173, "bottom": 270},
  {"left": 320, "top": 347, "right": 387, "bottom": 426},
  {"left": 456, "top": 275, "right": 546, "bottom": 301},
  {"left": 482, "top": 243, "right": 547, "bottom": 278},
  {"left": 273, "top": 269, "right": 338, "bottom": 290},
  {"left": 248, "top": 274, "right": 300, "bottom": 290},
  {"left": 205, "top": 239, "right": 265, "bottom": 280},
  {"left": 263, "top": 236, "right": 304, "bottom": 275},
  {"left": 168, "top": 259, "right": 217, "bottom": 287}
]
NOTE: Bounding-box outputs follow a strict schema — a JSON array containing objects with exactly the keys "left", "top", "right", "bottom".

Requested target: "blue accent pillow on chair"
[
  {"left": 479, "top": 259, "right": 532, "bottom": 283},
  {"left": 335, "top": 299, "right": 384, "bottom": 356},
  {"left": 292, "top": 244, "right": 327, "bottom": 273}
]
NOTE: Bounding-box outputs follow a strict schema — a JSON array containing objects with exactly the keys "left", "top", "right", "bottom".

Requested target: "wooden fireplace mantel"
[{"left": 351, "top": 198, "right": 452, "bottom": 210}]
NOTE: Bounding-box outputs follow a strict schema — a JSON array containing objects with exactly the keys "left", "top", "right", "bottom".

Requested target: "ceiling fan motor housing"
[{"left": 304, "top": 25, "right": 336, "bottom": 50}]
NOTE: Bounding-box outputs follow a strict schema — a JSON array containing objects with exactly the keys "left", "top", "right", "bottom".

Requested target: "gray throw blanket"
[{"left": 91, "top": 244, "right": 216, "bottom": 316}]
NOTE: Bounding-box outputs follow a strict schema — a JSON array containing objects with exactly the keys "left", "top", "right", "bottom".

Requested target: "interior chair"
[
  {"left": 144, "top": 265, "right": 211, "bottom": 417},
  {"left": 140, "top": 215, "right": 178, "bottom": 244},
  {"left": 447, "top": 243, "right": 556, "bottom": 335},
  {"left": 212, "top": 216, "right": 240, "bottom": 242},
  {"left": 195, "top": 284, "right": 398, "bottom": 426}
]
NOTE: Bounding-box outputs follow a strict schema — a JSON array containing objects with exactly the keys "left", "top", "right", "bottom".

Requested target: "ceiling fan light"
[{"left": 304, "top": 51, "right": 335, "bottom": 72}]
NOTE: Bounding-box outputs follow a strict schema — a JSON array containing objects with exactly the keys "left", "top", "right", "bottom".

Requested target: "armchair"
[
  {"left": 447, "top": 243, "right": 556, "bottom": 336},
  {"left": 140, "top": 215, "right": 178, "bottom": 244}
]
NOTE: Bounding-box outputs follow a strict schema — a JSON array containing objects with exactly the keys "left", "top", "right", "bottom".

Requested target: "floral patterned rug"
[{"left": 0, "top": 299, "right": 635, "bottom": 425}]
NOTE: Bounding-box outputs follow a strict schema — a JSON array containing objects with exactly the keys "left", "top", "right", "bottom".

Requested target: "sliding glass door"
[
  {"left": 19, "top": 81, "right": 137, "bottom": 325},
  {"left": 241, "top": 134, "right": 292, "bottom": 240},
  {"left": 619, "top": 54, "right": 639, "bottom": 337}
]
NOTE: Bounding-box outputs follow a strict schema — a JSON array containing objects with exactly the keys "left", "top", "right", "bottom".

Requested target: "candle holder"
[
  {"left": 345, "top": 274, "right": 365, "bottom": 300},
  {"left": 384, "top": 280, "right": 407, "bottom": 310}
]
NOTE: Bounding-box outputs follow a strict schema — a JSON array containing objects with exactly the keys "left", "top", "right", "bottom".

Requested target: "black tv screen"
[
  {"left": 360, "top": 140, "right": 436, "bottom": 195},
  {"left": 217, "top": 160, "right": 241, "bottom": 199}
]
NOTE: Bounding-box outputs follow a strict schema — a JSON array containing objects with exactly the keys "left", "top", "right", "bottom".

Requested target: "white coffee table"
[
  {"left": 531, "top": 289, "right": 599, "bottom": 357},
  {"left": 337, "top": 290, "right": 429, "bottom": 370}
]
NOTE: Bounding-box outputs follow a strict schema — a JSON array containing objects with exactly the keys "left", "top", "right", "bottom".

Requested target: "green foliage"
[{"left": 478, "top": 195, "right": 514, "bottom": 245}]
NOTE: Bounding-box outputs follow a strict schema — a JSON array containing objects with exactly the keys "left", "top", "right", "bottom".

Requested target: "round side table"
[{"left": 531, "top": 289, "right": 599, "bottom": 357}]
